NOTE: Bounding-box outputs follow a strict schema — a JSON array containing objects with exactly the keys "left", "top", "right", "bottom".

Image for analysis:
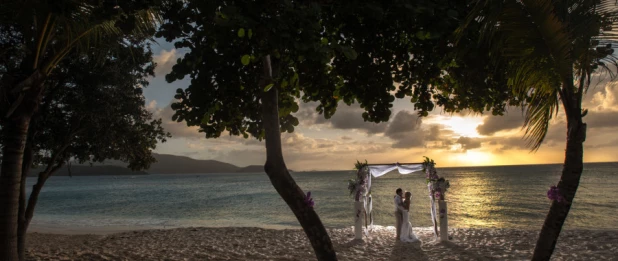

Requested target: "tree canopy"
[
  {"left": 30, "top": 38, "right": 170, "bottom": 173},
  {"left": 157, "top": 0, "right": 467, "bottom": 140}
]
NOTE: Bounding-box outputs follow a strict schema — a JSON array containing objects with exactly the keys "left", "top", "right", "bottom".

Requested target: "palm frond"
[
  {"left": 458, "top": 0, "right": 568, "bottom": 150},
  {"left": 523, "top": 88, "right": 560, "bottom": 150},
  {"left": 39, "top": 3, "right": 161, "bottom": 75}
]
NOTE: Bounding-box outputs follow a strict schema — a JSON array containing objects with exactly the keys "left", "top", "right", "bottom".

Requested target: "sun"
[
  {"left": 453, "top": 151, "right": 494, "bottom": 166},
  {"left": 426, "top": 115, "right": 484, "bottom": 138}
]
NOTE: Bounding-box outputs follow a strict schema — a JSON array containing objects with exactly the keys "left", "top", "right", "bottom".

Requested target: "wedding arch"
[{"left": 347, "top": 157, "right": 450, "bottom": 240}]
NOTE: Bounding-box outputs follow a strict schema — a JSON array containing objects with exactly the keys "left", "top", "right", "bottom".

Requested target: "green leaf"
[
  {"left": 263, "top": 83, "right": 274, "bottom": 92},
  {"left": 291, "top": 73, "right": 299, "bottom": 87},
  {"left": 321, "top": 38, "right": 328, "bottom": 45},
  {"left": 241, "top": 55, "right": 251, "bottom": 65},
  {"left": 248, "top": 29, "right": 253, "bottom": 39},
  {"left": 416, "top": 31, "right": 425, "bottom": 40},
  {"left": 238, "top": 28, "right": 245, "bottom": 38},
  {"left": 340, "top": 46, "right": 358, "bottom": 60},
  {"left": 201, "top": 114, "right": 209, "bottom": 125}
]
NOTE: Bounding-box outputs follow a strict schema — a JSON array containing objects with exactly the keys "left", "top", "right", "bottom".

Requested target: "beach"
[{"left": 27, "top": 226, "right": 618, "bottom": 260}]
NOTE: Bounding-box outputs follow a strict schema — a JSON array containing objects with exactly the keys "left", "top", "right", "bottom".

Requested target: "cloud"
[
  {"left": 295, "top": 102, "right": 388, "bottom": 134},
  {"left": 582, "top": 82, "right": 618, "bottom": 129},
  {"left": 207, "top": 131, "right": 395, "bottom": 170},
  {"left": 590, "top": 82, "right": 618, "bottom": 110},
  {"left": 153, "top": 49, "right": 180, "bottom": 77},
  {"left": 455, "top": 136, "right": 482, "bottom": 152},
  {"left": 384, "top": 110, "right": 424, "bottom": 148},
  {"left": 586, "top": 137, "right": 618, "bottom": 148},
  {"left": 422, "top": 124, "right": 456, "bottom": 150},
  {"left": 583, "top": 110, "right": 618, "bottom": 129},
  {"left": 150, "top": 102, "right": 203, "bottom": 139},
  {"left": 425, "top": 124, "right": 455, "bottom": 141},
  {"left": 329, "top": 106, "right": 388, "bottom": 134},
  {"left": 477, "top": 110, "right": 525, "bottom": 136}
]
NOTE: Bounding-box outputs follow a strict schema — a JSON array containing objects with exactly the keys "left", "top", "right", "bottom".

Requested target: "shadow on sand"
[
  {"left": 437, "top": 241, "right": 490, "bottom": 260},
  {"left": 338, "top": 238, "right": 365, "bottom": 249},
  {"left": 390, "top": 239, "right": 429, "bottom": 261}
]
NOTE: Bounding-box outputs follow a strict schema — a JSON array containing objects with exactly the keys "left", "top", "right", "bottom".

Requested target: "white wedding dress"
[{"left": 400, "top": 209, "right": 419, "bottom": 242}]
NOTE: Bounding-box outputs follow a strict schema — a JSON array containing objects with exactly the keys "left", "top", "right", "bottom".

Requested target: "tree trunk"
[
  {"left": 260, "top": 55, "right": 337, "bottom": 261},
  {"left": 17, "top": 140, "right": 34, "bottom": 261},
  {"left": 0, "top": 117, "right": 31, "bottom": 261},
  {"left": 531, "top": 115, "right": 586, "bottom": 261}
]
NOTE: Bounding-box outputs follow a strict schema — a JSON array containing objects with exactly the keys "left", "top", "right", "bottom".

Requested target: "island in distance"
[{"left": 29, "top": 153, "right": 291, "bottom": 176}]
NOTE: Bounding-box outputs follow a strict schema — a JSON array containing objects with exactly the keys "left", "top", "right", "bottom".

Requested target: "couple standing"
[{"left": 394, "top": 188, "right": 419, "bottom": 242}]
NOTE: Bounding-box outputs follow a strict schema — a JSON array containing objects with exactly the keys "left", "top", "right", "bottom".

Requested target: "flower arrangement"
[
  {"left": 547, "top": 185, "right": 565, "bottom": 203},
  {"left": 304, "top": 191, "right": 315, "bottom": 207},
  {"left": 348, "top": 160, "right": 369, "bottom": 201},
  {"left": 423, "top": 157, "right": 450, "bottom": 200}
]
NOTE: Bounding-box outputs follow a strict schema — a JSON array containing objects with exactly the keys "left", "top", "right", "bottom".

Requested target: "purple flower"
[
  {"left": 547, "top": 186, "right": 565, "bottom": 203},
  {"left": 304, "top": 191, "right": 315, "bottom": 207}
]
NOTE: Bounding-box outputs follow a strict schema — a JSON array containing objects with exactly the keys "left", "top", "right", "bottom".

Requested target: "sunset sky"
[{"left": 144, "top": 42, "right": 618, "bottom": 171}]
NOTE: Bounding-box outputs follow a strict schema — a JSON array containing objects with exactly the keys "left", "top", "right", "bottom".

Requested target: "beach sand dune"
[{"left": 27, "top": 226, "right": 618, "bottom": 260}]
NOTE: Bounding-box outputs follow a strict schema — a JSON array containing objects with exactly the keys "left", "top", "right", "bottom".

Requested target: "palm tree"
[
  {"left": 458, "top": 0, "right": 618, "bottom": 259},
  {"left": 0, "top": 1, "right": 160, "bottom": 260}
]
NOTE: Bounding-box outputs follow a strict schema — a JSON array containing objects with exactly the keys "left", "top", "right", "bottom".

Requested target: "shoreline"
[
  {"left": 26, "top": 226, "right": 618, "bottom": 260},
  {"left": 28, "top": 223, "right": 303, "bottom": 235},
  {"left": 29, "top": 223, "right": 618, "bottom": 236}
]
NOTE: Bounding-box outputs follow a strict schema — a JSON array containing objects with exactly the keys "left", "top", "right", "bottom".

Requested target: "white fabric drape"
[
  {"left": 367, "top": 164, "right": 424, "bottom": 177},
  {"left": 428, "top": 184, "right": 439, "bottom": 238}
]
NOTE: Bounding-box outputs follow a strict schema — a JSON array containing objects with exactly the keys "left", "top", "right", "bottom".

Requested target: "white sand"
[{"left": 26, "top": 226, "right": 618, "bottom": 260}]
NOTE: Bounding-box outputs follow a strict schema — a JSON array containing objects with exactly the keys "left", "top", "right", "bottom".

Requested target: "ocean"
[{"left": 28, "top": 162, "right": 618, "bottom": 230}]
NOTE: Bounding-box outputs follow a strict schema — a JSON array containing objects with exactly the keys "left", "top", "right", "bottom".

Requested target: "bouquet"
[
  {"left": 348, "top": 160, "right": 369, "bottom": 201},
  {"left": 423, "top": 157, "right": 450, "bottom": 200}
]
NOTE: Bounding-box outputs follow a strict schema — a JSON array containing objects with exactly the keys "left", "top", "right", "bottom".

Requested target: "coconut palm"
[
  {"left": 458, "top": 0, "right": 618, "bottom": 260},
  {"left": 0, "top": 1, "right": 160, "bottom": 260}
]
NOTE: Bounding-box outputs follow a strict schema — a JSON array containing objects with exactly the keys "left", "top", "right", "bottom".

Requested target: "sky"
[{"left": 144, "top": 42, "right": 618, "bottom": 171}]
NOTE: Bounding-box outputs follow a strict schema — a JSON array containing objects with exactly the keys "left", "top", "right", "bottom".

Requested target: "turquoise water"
[{"left": 28, "top": 162, "right": 618, "bottom": 230}]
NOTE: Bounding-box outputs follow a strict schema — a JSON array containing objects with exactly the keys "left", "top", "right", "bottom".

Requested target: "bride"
[{"left": 400, "top": 191, "right": 419, "bottom": 242}]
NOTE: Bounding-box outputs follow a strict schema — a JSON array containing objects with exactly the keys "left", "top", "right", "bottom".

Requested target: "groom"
[{"left": 394, "top": 188, "right": 405, "bottom": 238}]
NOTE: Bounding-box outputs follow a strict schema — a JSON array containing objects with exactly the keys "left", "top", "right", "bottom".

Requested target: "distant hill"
[
  {"left": 147, "top": 153, "right": 239, "bottom": 174},
  {"left": 236, "top": 165, "right": 264, "bottom": 173},
  {"left": 27, "top": 153, "right": 267, "bottom": 176},
  {"left": 29, "top": 165, "right": 146, "bottom": 176}
]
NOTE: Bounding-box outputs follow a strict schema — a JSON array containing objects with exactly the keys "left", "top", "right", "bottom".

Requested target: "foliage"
[
  {"left": 444, "top": 1, "right": 618, "bottom": 259},
  {"left": 0, "top": 1, "right": 164, "bottom": 259},
  {"left": 347, "top": 179, "right": 358, "bottom": 198},
  {"left": 156, "top": 0, "right": 467, "bottom": 142},
  {"left": 423, "top": 157, "right": 449, "bottom": 200},
  {"left": 0, "top": 0, "right": 162, "bottom": 102},
  {"left": 354, "top": 160, "right": 368, "bottom": 171},
  {"left": 31, "top": 38, "right": 170, "bottom": 172},
  {"left": 348, "top": 160, "right": 371, "bottom": 199},
  {"left": 422, "top": 156, "right": 436, "bottom": 173},
  {"left": 439, "top": 0, "right": 618, "bottom": 149}
]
